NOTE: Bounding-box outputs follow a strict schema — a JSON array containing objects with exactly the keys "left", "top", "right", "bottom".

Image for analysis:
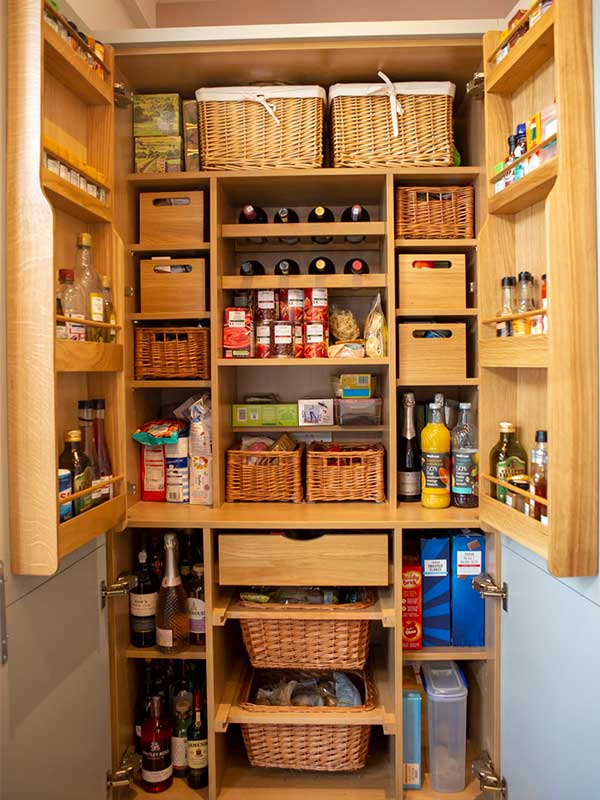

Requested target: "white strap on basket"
[
  {"left": 367, "top": 71, "right": 403, "bottom": 138},
  {"left": 253, "top": 93, "right": 280, "bottom": 125}
]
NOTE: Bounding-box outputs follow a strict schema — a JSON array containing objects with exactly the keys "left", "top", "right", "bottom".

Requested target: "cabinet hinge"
[
  {"left": 127, "top": 481, "right": 137, "bottom": 496},
  {"left": 114, "top": 82, "right": 134, "bottom": 108},
  {"left": 466, "top": 71, "right": 485, "bottom": 99},
  {"left": 472, "top": 573, "right": 508, "bottom": 612},
  {"left": 124, "top": 286, "right": 135, "bottom": 298},
  {"left": 100, "top": 573, "right": 138, "bottom": 609},
  {"left": 107, "top": 746, "right": 140, "bottom": 790},
  {"left": 473, "top": 751, "right": 507, "bottom": 798},
  {"left": 0, "top": 562, "right": 7, "bottom": 665}
]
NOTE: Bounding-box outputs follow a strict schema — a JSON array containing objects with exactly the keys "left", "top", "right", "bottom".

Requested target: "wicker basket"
[
  {"left": 239, "top": 591, "right": 376, "bottom": 670},
  {"left": 134, "top": 326, "right": 210, "bottom": 380},
  {"left": 329, "top": 78, "right": 455, "bottom": 168},
  {"left": 395, "top": 186, "right": 474, "bottom": 239},
  {"left": 226, "top": 443, "right": 304, "bottom": 503},
  {"left": 240, "top": 668, "right": 375, "bottom": 771},
  {"left": 195, "top": 86, "right": 326, "bottom": 170},
  {"left": 306, "top": 443, "right": 385, "bottom": 503}
]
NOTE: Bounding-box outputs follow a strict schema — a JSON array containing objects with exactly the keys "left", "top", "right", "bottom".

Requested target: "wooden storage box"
[
  {"left": 226, "top": 444, "right": 304, "bottom": 504},
  {"left": 398, "top": 322, "right": 466, "bottom": 383},
  {"left": 219, "top": 533, "right": 389, "bottom": 586},
  {"left": 398, "top": 254, "right": 466, "bottom": 311},
  {"left": 134, "top": 325, "right": 210, "bottom": 379},
  {"left": 139, "top": 190, "right": 205, "bottom": 247},
  {"left": 140, "top": 258, "right": 207, "bottom": 314},
  {"left": 305, "top": 443, "right": 385, "bottom": 503},
  {"left": 395, "top": 186, "right": 474, "bottom": 239}
]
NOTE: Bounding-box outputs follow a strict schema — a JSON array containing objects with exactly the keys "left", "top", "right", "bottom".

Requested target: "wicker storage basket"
[
  {"left": 329, "top": 77, "right": 455, "bottom": 168},
  {"left": 134, "top": 326, "right": 210, "bottom": 380},
  {"left": 195, "top": 86, "right": 326, "bottom": 170},
  {"left": 239, "top": 591, "right": 376, "bottom": 670},
  {"left": 306, "top": 443, "right": 385, "bottom": 503},
  {"left": 226, "top": 443, "right": 304, "bottom": 503},
  {"left": 240, "top": 668, "right": 375, "bottom": 771},
  {"left": 395, "top": 186, "right": 474, "bottom": 239}
]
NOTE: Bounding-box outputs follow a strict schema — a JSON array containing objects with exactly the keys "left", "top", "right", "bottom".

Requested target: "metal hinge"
[
  {"left": 100, "top": 573, "right": 138, "bottom": 609},
  {"left": 107, "top": 746, "right": 140, "bottom": 789},
  {"left": 473, "top": 751, "right": 507, "bottom": 798},
  {"left": 124, "top": 286, "right": 135, "bottom": 298},
  {"left": 114, "top": 82, "right": 134, "bottom": 108},
  {"left": 466, "top": 71, "right": 485, "bottom": 99},
  {"left": 472, "top": 573, "right": 508, "bottom": 612},
  {"left": 127, "top": 481, "right": 137, "bottom": 496},
  {"left": 0, "top": 562, "right": 7, "bottom": 665}
]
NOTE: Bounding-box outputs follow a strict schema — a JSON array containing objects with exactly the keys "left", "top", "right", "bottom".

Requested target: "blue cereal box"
[
  {"left": 451, "top": 532, "right": 485, "bottom": 647},
  {"left": 420, "top": 537, "right": 451, "bottom": 647},
  {"left": 402, "top": 690, "right": 422, "bottom": 789}
]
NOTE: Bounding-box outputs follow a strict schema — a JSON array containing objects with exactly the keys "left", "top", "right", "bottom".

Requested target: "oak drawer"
[
  {"left": 398, "top": 322, "right": 466, "bottom": 383},
  {"left": 139, "top": 190, "right": 205, "bottom": 247},
  {"left": 397, "top": 253, "right": 466, "bottom": 311},
  {"left": 140, "top": 257, "right": 207, "bottom": 314}
]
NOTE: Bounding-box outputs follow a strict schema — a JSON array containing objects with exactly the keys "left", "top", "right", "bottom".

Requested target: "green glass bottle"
[{"left": 489, "top": 422, "right": 527, "bottom": 503}]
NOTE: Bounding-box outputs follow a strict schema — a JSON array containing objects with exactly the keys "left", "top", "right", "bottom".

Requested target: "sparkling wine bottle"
[
  {"left": 140, "top": 696, "right": 173, "bottom": 793},
  {"left": 156, "top": 533, "right": 189, "bottom": 654},
  {"left": 134, "top": 660, "right": 154, "bottom": 754}
]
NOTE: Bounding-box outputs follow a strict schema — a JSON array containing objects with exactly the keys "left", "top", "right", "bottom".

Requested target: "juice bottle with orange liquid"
[{"left": 421, "top": 402, "right": 451, "bottom": 509}]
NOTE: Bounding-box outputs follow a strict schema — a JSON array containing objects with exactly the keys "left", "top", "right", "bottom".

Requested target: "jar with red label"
[
  {"left": 304, "top": 321, "right": 328, "bottom": 358},
  {"left": 279, "top": 288, "right": 305, "bottom": 323},
  {"left": 255, "top": 321, "right": 272, "bottom": 358},
  {"left": 256, "top": 289, "right": 278, "bottom": 322},
  {"left": 272, "top": 321, "right": 294, "bottom": 357},
  {"left": 293, "top": 324, "right": 304, "bottom": 358},
  {"left": 304, "top": 288, "right": 328, "bottom": 323}
]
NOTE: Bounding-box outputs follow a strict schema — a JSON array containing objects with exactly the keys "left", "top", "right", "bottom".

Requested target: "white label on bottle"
[
  {"left": 156, "top": 627, "right": 173, "bottom": 647},
  {"left": 90, "top": 293, "right": 104, "bottom": 322},
  {"left": 66, "top": 314, "right": 86, "bottom": 341},
  {"left": 456, "top": 550, "right": 482, "bottom": 576},
  {"left": 141, "top": 765, "right": 173, "bottom": 783},
  {"left": 91, "top": 478, "right": 103, "bottom": 503},
  {"left": 172, "top": 736, "right": 187, "bottom": 769},
  {"left": 130, "top": 592, "right": 158, "bottom": 617},
  {"left": 274, "top": 323, "right": 292, "bottom": 344},
  {"left": 101, "top": 474, "right": 113, "bottom": 500},
  {"left": 257, "top": 290, "right": 276, "bottom": 309},
  {"left": 398, "top": 471, "right": 420, "bottom": 495},
  {"left": 424, "top": 559, "right": 448, "bottom": 577},
  {"left": 187, "top": 739, "right": 208, "bottom": 769},
  {"left": 306, "top": 323, "right": 325, "bottom": 342},
  {"left": 188, "top": 597, "right": 206, "bottom": 634}
]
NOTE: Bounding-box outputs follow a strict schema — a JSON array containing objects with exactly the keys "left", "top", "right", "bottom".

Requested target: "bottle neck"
[
  {"left": 501, "top": 285, "right": 514, "bottom": 313},
  {"left": 500, "top": 431, "right": 514, "bottom": 445},
  {"left": 163, "top": 541, "right": 181, "bottom": 587},
  {"left": 402, "top": 403, "right": 416, "bottom": 439},
  {"left": 77, "top": 245, "right": 92, "bottom": 273},
  {"left": 458, "top": 408, "right": 469, "bottom": 427},
  {"left": 430, "top": 408, "right": 443, "bottom": 425},
  {"left": 518, "top": 280, "right": 533, "bottom": 310},
  {"left": 150, "top": 697, "right": 162, "bottom": 720}
]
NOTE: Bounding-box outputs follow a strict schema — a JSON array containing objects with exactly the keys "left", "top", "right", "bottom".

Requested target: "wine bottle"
[
  {"left": 239, "top": 204, "right": 268, "bottom": 244},
  {"left": 148, "top": 530, "right": 164, "bottom": 583},
  {"left": 134, "top": 660, "right": 154, "bottom": 754},
  {"left": 343, "top": 258, "right": 369, "bottom": 275},
  {"left": 130, "top": 539, "right": 159, "bottom": 648},
  {"left": 308, "top": 205, "right": 334, "bottom": 244},
  {"left": 140, "top": 696, "right": 173, "bottom": 793},
  {"left": 308, "top": 257, "right": 336, "bottom": 275},
  {"left": 239, "top": 260, "right": 266, "bottom": 276},
  {"left": 78, "top": 400, "right": 102, "bottom": 506},
  {"left": 186, "top": 689, "right": 209, "bottom": 789},
  {"left": 341, "top": 204, "right": 370, "bottom": 243},
  {"left": 172, "top": 700, "right": 189, "bottom": 778},
  {"left": 274, "top": 207, "right": 300, "bottom": 244},
  {"left": 398, "top": 392, "right": 421, "bottom": 503},
  {"left": 178, "top": 529, "right": 195, "bottom": 587},
  {"left": 91, "top": 398, "right": 113, "bottom": 503},
  {"left": 274, "top": 259, "right": 301, "bottom": 276},
  {"left": 156, "top": 532, "right": 189, "bottom": 654},
  {"left": 187, "top": 564, "right": 206, "bottom": 647}
]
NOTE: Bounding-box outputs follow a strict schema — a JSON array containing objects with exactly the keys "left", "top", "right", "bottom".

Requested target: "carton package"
[
  {"left": 420, "top": 537, "right": 451, "bottom": 647},
  {"left": 341, "top": 373, "right": 373, "bottom": 398},
  {"left": 402, "top": 687, "right": 422, "bottom": 790},
  {"left": 451, "top": 532, "right": 485, "bottom": 647},
  {"left": 165, "top": 433, "right": 189, "bottom": 503},
  {"left": 190, "top": 455, "right": 213, "bottom": 505},
  {"left": 403, "top": 664, "right": 428, "bottom": 772},
  {"left": 260, "top": 404, "right": 298, "bottom": 427},
  {"left": 141, "top": 444, "right": 166, "bottom": 502},
  {"left": 135, "top": 136, "right": 183, "bottom": 173},
  {"left": 298, "top": 398, "right": 334, "bottom": 426},
  {"left": 402, "top": 553, "right": 423, "bottom": 650},
  {"left": 182, "top": 99, "right": 200, "bottom": 171},
  {"left": 232, "top": 404, "right": 264, "bottom": 427},
  {"left": 133, "top": 93, "right": 181, "bottom": 137}
]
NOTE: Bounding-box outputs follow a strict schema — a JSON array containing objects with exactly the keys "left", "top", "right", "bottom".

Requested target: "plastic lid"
[
  {"left": 92, "top": 398, "right": 106, "bottom": 409},
  {"left": 429, "top": 403, "right": 442, "bottom": 410},
  {"left": 78, "top": 399, "right": 92, "bottom": 409},
  {"left": 314, "top": 206, "right": 325, "bottom": 216},
  {"left": 542, "top": 273, "right": 547, "bottom": 280},
  {"left": 59, "top": 268, "right": 74, "bottom": 281},
  {"left": 501, "top": 276, "right": 516, "bottom": 287},
  {"left": 315, "top": 259, "right": 326, "bottom": 269},
  {"left": 536, "top": 429, "right": 548, "bottom": 443},
  {"left": 516, "top": 123, "right": 527, "bottom": 137},
  {"left": 499, "top": 421, "right": 515, "bottom": 432},
  {"left": 459, "top": 402, "right": 471, "bottom": 409},
  {"left": 518, "top": 270, "right": 533, "bottom": 282},
  {"left": 65, "top": 429, "right": 81, "bottom": 442},
  {"left": 193, "top": 564, "right": 204, "bottom": 575},
  {"left": 421, "top": 661, "right": 468, "bottom": 700},
  {"left": 77, "top": 233, "right": 92, "bottom": 247}
]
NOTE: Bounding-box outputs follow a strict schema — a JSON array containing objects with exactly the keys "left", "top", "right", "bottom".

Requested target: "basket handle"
[{"left": 365, "top": 72, "right": 404, "bottom": 137}]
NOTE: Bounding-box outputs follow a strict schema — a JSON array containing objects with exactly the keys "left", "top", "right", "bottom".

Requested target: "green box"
[
  {"left": 133, "top": 93, "right": 181, "bottom": 137},
  {"left": 232, "top": 404, "right": 264, "bottom": 427},
  {"left": 260, "top": 404, "right": 298, "bottom": 427},
  {"left": 134, "top": 136, "right": 183, "bottom": 173}
]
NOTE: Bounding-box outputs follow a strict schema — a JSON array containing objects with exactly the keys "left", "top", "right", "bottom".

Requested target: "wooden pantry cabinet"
[{"left": 5, "top": 0, "right": 597, "bottom": 798}]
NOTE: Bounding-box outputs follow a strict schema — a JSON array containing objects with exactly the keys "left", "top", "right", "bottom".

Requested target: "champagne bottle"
[
  {"left": 308, "top": 206, "right": 334, "bottom": 244},
  {"left": 156, "top": 532, "right": 189, "bottom": 654},
  {"left": 341, "top": 204, "right": 370, "bottom": 243},
  {"left": 274, "top": 207, "right": 300, "bottom": 244},
  {"left": 398, "top": 392, "right": 421, "bottom": 503},
  {"left": 308, "top": 257, "right": 335, "bottom": 275}
]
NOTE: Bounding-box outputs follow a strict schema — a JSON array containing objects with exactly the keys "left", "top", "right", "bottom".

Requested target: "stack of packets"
[
  {"left": 133, "top": 93, "right": 200, "bottom": 173},
  {"left": 132, "top": 394, "right": 212, "bottom": 505}
]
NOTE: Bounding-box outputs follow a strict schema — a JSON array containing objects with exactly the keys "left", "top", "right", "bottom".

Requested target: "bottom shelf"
[
  {"left": 405, "top": 741, "right": 479, "bottom": 799},
  {"left": 128, "top": 777, "right": 208, "bottom": 799}
]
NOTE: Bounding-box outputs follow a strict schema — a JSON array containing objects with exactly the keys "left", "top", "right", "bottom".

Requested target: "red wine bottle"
[
  {"left": 239, "top": 204, "right": 268, "bottom": 243},
  {"left": 344, "top": 258, "right": 370, "bottom": 275},
  {"left": 240, "top": 260, "right": 266, "bottom": 276},
  {"left": 140, "top": 696, "right": 173, "bottom": 793},
  {"left": 308, "top": 206, "right": 334, "bottom": 244},
  {"left": 274, "top": 259, "right": 301, "bottom": 275},
  {"left": 341, "top": 204, "right": 370, "bottom": 243},
  {"left": 129, "top": 540, "right": 158, "bottom": 648},
  {"left": 308, "top": 257, "right": 335, "bottom": 275},
  {"left": 274, "top": 207, "right": 299, "bottom": 244}
]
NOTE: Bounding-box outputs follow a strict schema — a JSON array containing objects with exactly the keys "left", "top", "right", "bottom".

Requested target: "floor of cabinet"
[{"left": 127, "top": 778, "right": 208, "bottom": 799}]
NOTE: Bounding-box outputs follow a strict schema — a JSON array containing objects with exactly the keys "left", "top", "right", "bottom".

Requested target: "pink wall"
[{"left": 156, "top": 0, "right": 514, "bottom": 27}]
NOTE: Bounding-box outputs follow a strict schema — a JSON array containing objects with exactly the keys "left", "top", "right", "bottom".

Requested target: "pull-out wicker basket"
[
  {"left": 240, "top": 591, "right": 376, "bottom": 670},
  {"left": 306, "top": 443, "right": 385, "bottom": 503},
  {"left": 240, "top": 668, "right": 376, "bottom": 771},
  {"left": 134, "top": 326, "right": 210, "bottom": 380},
  {"left": 226, "top": 443, "right": 304, "bottom": 503},
  {"left": 195, "top": 86, "right": 326, "bottom": 170},
  {"left": 396, "top": 186, "right": 474, "bottom": 239},
  {"left": 329, "top": 78, "right": 455, "bottom": 168}
]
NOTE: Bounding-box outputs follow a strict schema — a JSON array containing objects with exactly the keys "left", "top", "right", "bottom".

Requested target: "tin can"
[{"left": 59, "top": 469, "right": 73, "bottom": 522}]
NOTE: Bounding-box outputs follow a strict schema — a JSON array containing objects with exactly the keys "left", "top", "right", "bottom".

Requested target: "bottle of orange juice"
[{"left": 421, "top": 402, "right": 451, "bottom": 508}]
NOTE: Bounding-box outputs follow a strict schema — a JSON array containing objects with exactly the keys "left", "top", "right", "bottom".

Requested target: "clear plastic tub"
[
  {"left": 334, "top": 398, "right": 382, "bottom": 426},
  {"left": 421, "top": 661, "right": 468, "bottom": 793}
]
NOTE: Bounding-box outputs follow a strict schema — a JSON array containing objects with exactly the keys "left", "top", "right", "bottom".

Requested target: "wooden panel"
[
  {"left": 395, "top": 238, "right": 477, "bottom": 252},
  {"left": 58, "top": 494, "right": 126, "bottom": 559},
  {"left": 140, "top": 257, "right": 207, "bottom": 314},
  {"left": 221, "top": 274, "right": 387, "bottom": 290},
  {"left": 479, "top": 334, "right": 548, "bottom": 368},
  {"left": 404, "top": 647, "right": 489, "bottom": 662},
  {"left": 222, "top": 222, "right": 385, "bottom": 239},
  {"left": 488, "top": 158, "right": 558, "bottom": 215},
  {"left": 480, "top": 494, "right": 548, "bottom": 559},
  {"left": 55, "top": 340, "right": 124, "bottom": 371},
  {"left": 397, "top": 253, "right": 466, "bottom": 312},
  {"left": 125, "top": 645, "right": 206, "bottom": 660},
  {"left": 218, "top": 357, "right": 389, "bottom": 367},
  {"left": 43, "top": 71, "right": 88, "bottom": 163},
  {"left": 41, "top": 167, "right": 112, "bottom": 222},
  {"left": 139, "top": 190, "right": 205, "bottom": 247},
  {"left": 398, "top": 322, "right": 466, "bottom": 383},
  {"left": 218, "top": 533, "right": 389, "bottom": 586},
  {"left": 43, "top": 22, "right": 112, "bottom": 105}
]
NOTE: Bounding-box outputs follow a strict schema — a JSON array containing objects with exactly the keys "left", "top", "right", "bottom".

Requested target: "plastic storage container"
[
  {"left": 421, "top": 661, "right": 468, "bottom": 793},
  {"left": 335, "top": 398, "right": 383, "bottom": 426}
]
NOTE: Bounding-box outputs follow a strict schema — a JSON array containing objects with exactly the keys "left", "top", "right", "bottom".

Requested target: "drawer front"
[
  {"left": 398, "top": 322, "right": 466, "bottom": 382},
  {"left": 139, "top": 190, "right": 205, "bottom": 247},
  {"left": 398, "top": 253, "right": 466, "bottom": 311},
  {"left": 219, "top": 533, "right": 389, "bottom": 586},
  {"left": 140, "top": 258, "right": 207, "bottom": 314}
]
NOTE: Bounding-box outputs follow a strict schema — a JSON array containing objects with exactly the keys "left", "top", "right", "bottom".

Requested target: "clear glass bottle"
[
  {"left": 512, "top": 271, "right": 535, "bottom": 336},
  {"left": 496, "top": 276, "right": 516, "bottom": 337},
  {"left": 489, "top": 422, "right": 528, "bottom": 503},
  {"left": 74, "top": 233, "right": 104, "bottom": 341},
  {"left": 529, "top": 430, "right": 548, "bottom": 525},
  {"left": 451, "top": 402, "right": 479, "bottom": 508},
  {"left": 397, "top": 392, "right": 420, "bottom": 503},
  {"left": 58, "top": 429, "right": 92, "bottom": 516},
  {"left": 156, "top": 533, "right": 189, "bottom": 654},
  {"left": 78, "top": 400, "right": 101, "bottom": 506},
  {"left": 186, "top": 689, "right": 208, "bottom": 789},
  {"left": 140, "top": 696, "right": 173, "bottom": 793},
  {"left": 187, "top": 565, "right": 206, "bottom": 647},
  {"left": 57, "top": 268, "right": 86, "bottom": 340},
  {"left": 101, "top": 275, "right": 116, "bottom": 343},
  {"left": 91, "top": 399, "right": 113, "bottom": 502},
  {"left": 420, "top": 403, "right": 451, "bottom": 509}
]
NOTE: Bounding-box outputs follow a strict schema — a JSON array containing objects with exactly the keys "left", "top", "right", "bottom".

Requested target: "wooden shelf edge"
[
  {"left": 129, "top": 243, "right": 210, "bottom": 253},
  {"left": 480, "top": 494, "right": 549, "bottom": 561},
  {"left": 395, "top": 238, "right": 477, "bottom": 251},
  {"left": 58, "top": 494, "right": 126, "bottom": 560},
  {"left": 222, "top": 222, "right": 386, "bottom": 239},
  {"left": 55, "top": 339, "right": 123, "bottom": 372},
  {"left": 130, "top": 379, "right": 211, "bottom": 389},
  {"left": 487, "top": 158, "right": 558, "bottom": 215},
  {"left": 222, "top": 275, "right": 387, "bottom": 289},
  {"left": 43, "top": 23, "right": 112, "bottom": 106},
  {"left": 397, "top": 308, "right": 478, "bottom": 317},
  {"left": 404, "top": 647, "right": 490, "bottom": 662},
  {"left": 41, "top": 168, "right": 112, "bottom": 223},
  {"left": 218, "top": 358, "right": 390, "bottom": 367},
  {"left": 129, "top": 311, "right": 211, "bottom": 321},
  {"left": 397, "top": 378, "right": 479, "bottom": 387},
  {"left": 125, "top": 645, "right": 206, "bottom": 660},
  {"left": 479, "top": 334, "right": 549, "bottom": 368}
]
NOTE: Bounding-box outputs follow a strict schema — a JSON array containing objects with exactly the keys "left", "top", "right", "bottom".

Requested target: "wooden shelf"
[
  {"left": 487, "top": 158, "right": 558, "bottom": 215},
  {"left": 232, "top": 425, "right": 386, "bottom": 434},
  {"left": 480, "top": 494, "right": 548, "bottom": 560},
  {"left": 397, "top": 378, "right": 479, "bottom": 387},
  {"left": 222, "top": 275, "right": 387, "bottom": 290},
  {"left": 405, "top": 745, "right": 480, "bottom": 799},
  {"left": 55, "top": 340, "right": 123, "bottom": 372},
  {"left": 125, "top": 645, "right": 206, "bottom": 660},
  {"left": 218, "top": 358, "right": 389, "bottom": 367},
  {"left": 43, "top": 23, "right": 112, "bottom": 106},
  {"left": 41, "top": 167, "right": 112, "bottom": 223},
  {"left": 130, "top": 380, "right": 211, "bottom": 389},
  {"left": 479, "top": 335, "right": 549, "bottom": 368},
  {"left": 129, "top": 311, "right": 211, "bottom": 321},
  {"left": 58, "top": 494, "right": 126, "bottom": 560},
  {"left": 404, "top": 647, "right": 490, "bottom": 662},
  {"left": 130, "top": 778, "right": 208, "bottom": 799},
  {"left": 43, "top": 134, "right": 110, "bottom": 190},
  {"left": 397, "top": 308, "right": 478, "bottom": 317},
  {"left": 222, "top": 222, "right": 386, "bottom": 240},
  {"left": 129, "top": 243, "right": 210, "bottom": 253},
  {"left": 487, "top": 4, "right": 556, "bottom": 95},
  {"left": 395, "top": 239, "right": 478, "bottom": 252}
]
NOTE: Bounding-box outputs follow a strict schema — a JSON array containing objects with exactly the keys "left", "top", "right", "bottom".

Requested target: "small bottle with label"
[
  {"left": 489, "top": 422, "right": 528, "bottom": 503},
  {"left": 512, "top": 271, "right": 535, "bottom": 336},
  {"left": 496, "top": 276, "right": 516, "bottom": 337},
  {"left": 141, "top": 696, "right": 173, "bottom": 793},
  {"left": 187, "top": 564, "right": 206, "bottom": 647},
  {"left": 59, "top": 429, "right": 93, "bottom": 516},
  {"left": 451, "top": 402, "right": 479, "bottom": 508},
  {"left": 529, "top": 430, "right": 548, "bottom": 525},
  {"left": 171, "top": 700, "right": 190, "bottom": 778},
  {"left": 420, "top": 403, "right": 451, "bottom": 509},
  {"left": 186, "top": 689, "right": 208, "bottom": 789}
]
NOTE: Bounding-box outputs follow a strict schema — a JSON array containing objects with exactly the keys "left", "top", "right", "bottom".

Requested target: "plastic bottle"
[{"left": 420, "top": 403, "right": 451, "bottom": 509}]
